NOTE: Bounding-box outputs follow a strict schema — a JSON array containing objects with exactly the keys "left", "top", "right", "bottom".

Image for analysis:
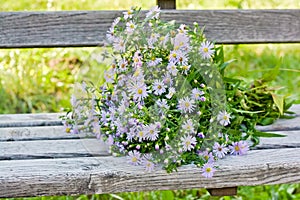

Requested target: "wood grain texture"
[
  {"left": 0, "top": 126, "right": 94, "bottom": 141},
  {"left": 0, "top": 10, "right": 299, "bottom": 48},
  {"left": 0, "top": 148, "right": 299, "bottom": 198},
  {"left": 0, "top": 139, "right": 108, "bottom": 160},
  {"left": 0, "top": 113, "right": 62, "bottom": 127}
]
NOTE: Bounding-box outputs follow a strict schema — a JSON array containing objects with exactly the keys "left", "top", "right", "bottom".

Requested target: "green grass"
[{"left": 1, "top": 0, "right": 300, "bottom": 199}]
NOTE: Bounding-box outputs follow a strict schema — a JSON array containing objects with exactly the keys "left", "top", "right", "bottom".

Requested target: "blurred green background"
[{"left": 1, "top": 0, "right": 300, "bottom": 199}]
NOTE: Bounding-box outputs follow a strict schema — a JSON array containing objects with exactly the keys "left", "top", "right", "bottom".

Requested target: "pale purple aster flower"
[
  {"left": 153, "top": 80, "right": 166, "bottom": 95},
  {"left": 199, "top": 41, "right": 215, "bottom": 59},
  {"left": 229, "top": 141, "right": 249, "bottom": 156},
  {"left": 174, "top": 33, "right": 189, "bottom": 50},
  {"left": 191, "top": 88, "right": 204, "bottom": 100},
  {"left": 106, "top": 135, "right": 114, "bottom": 146},
  {"left": 127, "top": 150, "right": 141, "bottom": 166},
  {"left": 159, "top": 33, "right": 169, "bottom": 47},
  {"left": 136, "top": 125, "right": 147, "bottom": 142},
  {"left": 104, "top": 69, "right": 114, "bottom": 83},
  {"left": 177, "top": 97, "right": 196, "bottom": 113},
  {"left": 167, "top": 62, "right": 178, "bottom": 76},
  {"left": 177, "top": 51, "right": 189, "bottom": 65},
  {"left": 145, "top": 123, "right": 159, "bottom": 141},
  {"left": 146, "top": 5, "right": 160, "bottom": 19},
  {"left": 213, "top": 142, "right": 229, "bottom": 158},
  {"left": 111, "top": 17, "right": 120, "bottom": 28},
  {"left": 126, "top": 21, "right": 136, "bottom": 34},
  {"left": 147, "top": 57, "right": 162, "bottom": 67},
  {"left": 147, "top": 33, "right": 160, "bottom": 47},
  {"left": 199, "top": 150, "right": 214, "bottom": 163},
  {"left": 126, "top": 128, "right": 135, "bottom": 142},
  {"left": 106, "top": 27, "right": 115, "bottom": 42},
  {"left": 166, "top": 87, "right": 176, "bottom": 99},
  {"left": 169, "top": 50, "right": 180, "bottom": 63},
  {"left": 118, "top": 59, "right": 128, "bottom": 72},
  {"left": 178, "top": 24, "right": 188, "bottom": 34},
  {"left": 132, "top": 51, "right": 143, "bottom": 68},
  {"left": 113, "top": 37, "right": 126, "bottom": 53},
  {"left": 163, "top": 73, "right": 173, "bottom": 86},
  {"left": 201, "top": 162, "right": 216, "bottom": 178},
  {"left": 129, "top": 82, "right": 148, "bottom": 102},
  {"left": 142, "top": 154, "right": 155, "bottom": 172},
  {"left": 156, "top": 99, "right": 170, "bottom": 111},
  {"left": 180, "top": 65, "right": 191, "bottom": 75},
  {"left": 217, "top": 111, "right": 231, "bottom": 126},
  {"left": 182, "top": 119, "right": 195, "bottom": 133},
  {"left": 123, "top": 9, "right": 133, "bottom": 20},
  {"left": 180, "top": 135, "right": 197, "bottom": 151}
]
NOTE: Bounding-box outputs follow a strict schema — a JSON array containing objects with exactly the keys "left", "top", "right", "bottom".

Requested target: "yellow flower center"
[
  {"left": 206, "top": 167, "right": 212, "bottom": 173},
  {"left": 185, "top": 141, "right": 191, "bottom": 146},
  {"left": 132, "top": 157, "right": 137, "bottom": 162},
  {"left": 65, "top": 127, "right": 71, "bottom": 133},
  {"left": 182, "top": 65, "right": 189, "bottom": 70},
  {"left": 203, "top": 47, "right": 209, "bottom": 53},
  {"left": 235, "top": 145, "right": 240, "bottom": 151},
  {"left": 185, "top": 102, "right": 190, "bottom": 107},
  {"left": 150, "top": 130, "right": 154, "bottom": 134},
  {"left": 137, "top": 88, "right": 143, "bottom": 95},
  {"left": 139, "top": 131, "right": 144, "bottom": 137},
  {"left": 223, "top": 115, "right": 228, "bottom": 120},
  {"left": 157, "top": 85, "right": 162, "bottom": 89}
]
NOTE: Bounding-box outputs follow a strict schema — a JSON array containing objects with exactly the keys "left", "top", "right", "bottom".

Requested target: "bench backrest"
[{"left": 0, "top": 0, "right": 299, "bottom": 48}]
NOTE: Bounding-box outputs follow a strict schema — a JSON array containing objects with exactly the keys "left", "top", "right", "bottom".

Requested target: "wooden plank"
[
  {"left": 1, "top": 130, "right": 298, "bottom": 160},
  {"left": 157, "top": 0, "right": 176, "bottom": 9},
  {"left": 0, "top": 113, "right": 62, "bottom": 127},
  {"left": 0, "top": 10, "right": 299, "bottom": 48},
  {"left": 0, "top": 139, "right": 108, "bottom": 160},
  {"left": 0, "top": 148, "right": 299, "bottom": 198},
  {"left": 0, "top": 126, "right": 94, "bottom": 141}
]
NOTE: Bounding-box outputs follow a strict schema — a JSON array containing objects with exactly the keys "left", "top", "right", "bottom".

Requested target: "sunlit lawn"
[{"left": 1, "top": 0, "right": 300, "bottom": 199}]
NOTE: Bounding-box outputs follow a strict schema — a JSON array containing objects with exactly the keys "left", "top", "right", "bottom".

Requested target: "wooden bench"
[{"left": 1, "top": 0, "right": 300, "bottom": 197}]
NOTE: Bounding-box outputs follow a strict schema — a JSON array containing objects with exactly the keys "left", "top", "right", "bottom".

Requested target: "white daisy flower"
[
  {"left": 147, "top": 33, "right": 160, "bottom": 47},
  {"left": 123, "top": 9, "right": 134, "bottom": 20},
  {"left": 146, "top": 5, "right": 160, "bottom": 19},
  {"left": 113, "top": 37, "right": 126, "bottom": 53},
  {"left": 145, "top": 124, "right": 159, "bottom": 141},
  {"left": 180, "top": 65, "right": 190, "bottom": 75},
  {"left": 166, "top": 87, "right": 176, "bottom": 99},
  {"left": 181, "top": 135, "right": 197, "bottom": 151},
  {"left": 147, "top": 57, "right": 162, "bottom": 67},
  {"left": 178, "top": 97, "right": 195, "bottom": 113},
  {"left": 169, "top": 50, "right": 180, "bottom": 63},
  {"left": 104, "top": 69, "right": 114, "bottom": 83},
  {"left": 174, "top": 33, "right": 189, "bottom": 50},
  {"left": 128, "top": 150, "right": 141, "bottom": 166},
  {"left": 213, "top": 142, "right": 229, "bottom": 158},
  {"left": 167, "top": 62, "right": 178, "bottom": 76},
  {"left": 136, "top": 125, "right": 147, "bottom": 142},
  {"left": 177, "top": 51, "right": 189, "bottom": 65},
  {"left": 156, "top": 99, "right": 170, "bottom": 113},
  {"left": 111, "top": 17, "right": 121, "bottom": 28},
  {"left": 118, "top": 58, "right": 128, "bottom": 72},
  {"left": 163, "top": 73, "right": 173, "bottom": 86},
  {"left": 191, "top": 88, "right": 204, "bottom": 100},
  {"left": 178, "top": 24, "right": 188, "bottom": 34},
  {"left": 182, "top": 119, "right": 195, "bottom": 133},
  {"left": 126, "top": 21, "right": 136, "bottom": 34},
  {"left": 153, "top": 80, "right": 166, "bottom": 95},
  {"left": 217, "top": 110, "right": 231, "bottom": 126},
  {"left": 199, "top": 41, "right": 215, "bottom": 59},
  {"left": 106, "top": 27, "right": 115, "bottom": 42}
]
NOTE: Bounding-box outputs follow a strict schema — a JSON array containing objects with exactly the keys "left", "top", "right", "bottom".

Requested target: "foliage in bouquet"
[{"left": 62, "top": 6, "right": 292, "bottom": 177}]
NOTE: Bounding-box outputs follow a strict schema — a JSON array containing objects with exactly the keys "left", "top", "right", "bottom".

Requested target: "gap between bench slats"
[
  {"left": 0, "top": 10, "right": 299, "bottom": 48},
  {"left": 0, "top": 148, "right": 299, "bottom": 198}
]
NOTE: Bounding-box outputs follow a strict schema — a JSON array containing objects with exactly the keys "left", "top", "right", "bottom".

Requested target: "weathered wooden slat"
[
  {"left": 256, "top": 130, "right": 300, "bottom": 149},
  {"left": 0, "top": 139, "right": 108, "bottom": 160},
  {"left": 0, "top": 148, "right": 299, "bottom": 198},
  {"left": 0, "top": 113, "right": 62, "bottom": 127},
  {"left": 0, "top": 126, "right": 95, "bottom": 141},
  {"left": 0, "top": 10, "right": 299, "bottom": 48},
  {"left": 0, "top": 127, "right": 300, "bottom": 160}
]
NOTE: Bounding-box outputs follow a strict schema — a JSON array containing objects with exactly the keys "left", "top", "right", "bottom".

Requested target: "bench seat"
[{"left": 0, "top": 104, "right": 299, "bottom": 198}]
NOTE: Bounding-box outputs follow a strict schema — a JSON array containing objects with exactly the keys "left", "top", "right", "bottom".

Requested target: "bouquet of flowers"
[{"left": 62, "top": 6, "right": 291, "bottom": 178}]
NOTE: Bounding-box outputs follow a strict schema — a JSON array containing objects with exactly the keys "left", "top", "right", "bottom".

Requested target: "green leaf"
[
  {"left": 261, "top": 58, "right": 281, "bottom": 82},
  {"left": 161, "top": 190, "right": 174, "bottom": 200},
  {"left": 254, "top": 130, "right": 286, "bottom": 138},
  {"left": 258, "top": 117, "right": 275, "bottom": 126},
  {"left": 271, "top": 93, "right": 284, "bottom": 115}
]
